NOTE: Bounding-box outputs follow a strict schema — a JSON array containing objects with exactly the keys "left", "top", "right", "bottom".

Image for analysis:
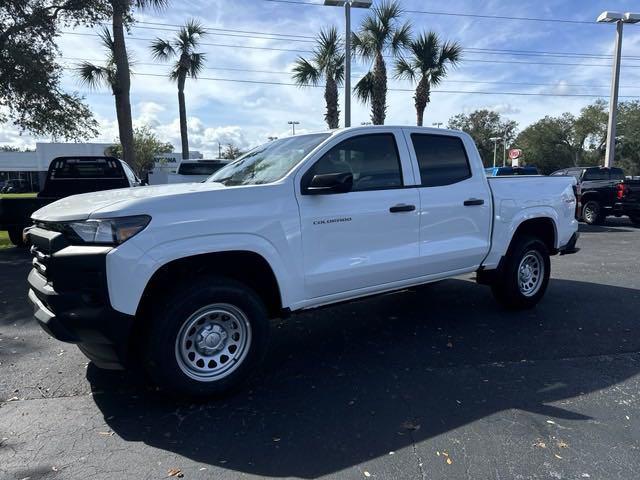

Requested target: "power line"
[
  {"left": 61, "top": 31, "right": 640, "bottom": 69},
  {"left": 61, "top": 57, "right": 640, "bottom": 89},
  {"left": 64, "top": 69, "right": 640, "bottom": 98},
  {"left": 263, "top": 0, "right": 601, "bottom": 25}
]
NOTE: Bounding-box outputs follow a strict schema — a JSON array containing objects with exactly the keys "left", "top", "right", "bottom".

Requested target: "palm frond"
[
  {"left": 75, "top": 62, "right": 114, "bottom": 90},
  {"left": 394, "top": 57, "right": 416, "bottom": 81},
  {"left": 150, "top": 38, "right": 176, "bottom": 62},
  {"left": 134, "top": 0, "right": 169, "bottom": 11},
  {"left": 292, "top": 57, "right": 321, "bottom": 86},
  {"left": 390, "top": 21, "right": 412, "bottom": 54},
  {"left": 188, "top": 52, "right": 206, "bottom": 78},
  {"left": 373, "top": 0, "right": 403, "bottom": 31},
  {"left": 354, "top": 71, "right": 375, "bottom": 104}
]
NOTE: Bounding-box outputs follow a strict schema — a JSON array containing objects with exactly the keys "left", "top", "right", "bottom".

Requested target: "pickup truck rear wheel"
[
  {"left": 582, "top": 200, "right": 604, "bottom": 225},
  {"left": 143, "top": 275, "right": 270, "bottom": 397},
  {"left": 491, "top": 236, "right": 550, "bottom": 310}
]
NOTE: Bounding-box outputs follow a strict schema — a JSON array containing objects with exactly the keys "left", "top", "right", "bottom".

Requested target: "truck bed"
[{"left": 483, "top": 175, "right": 578, "bottom": 268}]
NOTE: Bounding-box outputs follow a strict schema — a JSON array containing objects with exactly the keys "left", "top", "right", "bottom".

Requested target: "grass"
[
  {"left": 0, "top": 230, "right": 11, "bottom": 249},
  {"left": 0, "top": 192, "right": 37, "bottom": 199}
]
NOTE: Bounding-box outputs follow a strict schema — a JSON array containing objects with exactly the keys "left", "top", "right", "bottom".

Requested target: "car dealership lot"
[{"left": 1, "top": 219, "right": 639, "bottom": 480}]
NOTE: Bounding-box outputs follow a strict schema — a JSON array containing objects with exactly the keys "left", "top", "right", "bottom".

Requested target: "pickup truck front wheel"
[
  {"left": 8, "top": 227, "right": 27, "bottom": 247},
  {"left": 144, "top": 276, "right": 270, "bottom": 397},
  {"left": 491, "top": 236, "right": 550, "bottom": 310}
]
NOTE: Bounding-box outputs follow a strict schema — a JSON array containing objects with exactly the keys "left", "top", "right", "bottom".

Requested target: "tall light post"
[
  {"left": 596, "top": 11, "right": 640, "bottom": 168},
  {"left": 324, "top": 0, "right": 372, "bottom": 128},
  {"left": 432, "top": 122, "right": 443, "bottom": 128},
  {"left": 489, "top": 137, "right": 502, "bottom": 168},
  {"left": 288, "top": 121, "right": 300, "bottom": 136},
  {"left": 503, "top": 137, "right": 507, "bottom": 167}
]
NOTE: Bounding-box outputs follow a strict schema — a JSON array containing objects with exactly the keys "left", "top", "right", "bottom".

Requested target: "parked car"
[
  {"left": 550, "top": 166, "right": 626, "bottom": 225},
  {"left": 166, "top": 160, "right": 230, "bottom": 184},
  {"left": 26, "top": 126, "right": 579, "bottom": 396},
  {"left": 0, "top": 156, "right": 140, "bottom": 246},
  {"left": 614, "top": 178, "right": 640, "bottom": 227},
  {"left": 0, "top": 178, "right": 32, "bottom": 194},
  {"left": 485, "top": 166, "right": 539, "bottom": 176}
]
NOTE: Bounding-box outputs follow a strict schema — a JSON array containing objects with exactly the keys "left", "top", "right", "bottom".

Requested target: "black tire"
[
  {"left": 491, "top": 235, "right": 551, "bottom": 310},
  {"left": 143, "top": 275, "right": 270, "bottom": 397},
  {"left": 7, "top": 227, "right": 26, "bottom": 247},
  {"left": 630, "top": 214, "right": 640, "bottom": 228},
  {"left": 581, "top": 200, "right": 604, "bottom": 225}
]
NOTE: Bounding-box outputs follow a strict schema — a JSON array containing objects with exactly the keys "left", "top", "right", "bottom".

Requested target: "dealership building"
[
  {"left": 0, "top": 143, "right": 202, "bottom": 191},
  {"left": 0, "top": 142, "right": 113, "bottom": 191}
]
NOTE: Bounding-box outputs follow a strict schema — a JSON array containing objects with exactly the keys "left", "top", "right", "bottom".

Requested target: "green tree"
[
  {"left": 150, "top": 19, "right": 206, "bottom": 159},
  {"left": 617, "top": 100, "right": 640, "bottom": 176},
  {"left": 353, "top": 0, "right": 411, "bottom": 125},
  {"left": 395, "top": 32, "right": 462, "bottom": 126},
  {"left": 106, "top": 126, "right": 173, "bottom": 177},
  {"left": 292, "top": 26, "right": 345, "bottom": 129},
  {"left": 0, "top": 0, "right": 108, "bottom": 139},
  {"left": 448, "top": 110, "right": 518, "bottom": 167},
  {"left": 220, "top": 144, "right": 244, "bottom": 160},
  {"left": 110, "top": 0, "right": 168, "bottom": 168},
  {"left": 513, "top": 102, "right": 609, "bottom": 174}
]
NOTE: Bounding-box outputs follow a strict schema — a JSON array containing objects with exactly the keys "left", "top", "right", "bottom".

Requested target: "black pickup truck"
[
  {"left": 550, "top": 166, "right": 626, "bottom": 225},
  {"left": 0, "top": 156, "right": 140, "bottom": 246},
  {"left": 616, "top": 178, "right": 640, "bottom": 227}
]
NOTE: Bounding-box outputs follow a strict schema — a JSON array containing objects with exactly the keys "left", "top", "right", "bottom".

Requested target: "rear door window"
[{"left": 411, "top": 134, "right": 471, "bottom": 187}]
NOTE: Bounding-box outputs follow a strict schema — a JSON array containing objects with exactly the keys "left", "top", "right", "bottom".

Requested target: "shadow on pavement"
[{"left": 88, "top": 277, "right": 640, "bottom": 478}]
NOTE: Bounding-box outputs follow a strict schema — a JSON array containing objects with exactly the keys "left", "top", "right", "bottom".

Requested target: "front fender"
[{"left": 105, "top": 233, "right": 295, "bottom": 316}]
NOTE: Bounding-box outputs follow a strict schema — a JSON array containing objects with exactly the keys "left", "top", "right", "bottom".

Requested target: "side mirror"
[{"left": 304, "top": 172, "right": 353, "bottom": 195}]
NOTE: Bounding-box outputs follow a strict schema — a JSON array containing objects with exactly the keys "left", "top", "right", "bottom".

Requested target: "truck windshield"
[{"left": 207, "top": 133, "right": 330, "bottom": 186}]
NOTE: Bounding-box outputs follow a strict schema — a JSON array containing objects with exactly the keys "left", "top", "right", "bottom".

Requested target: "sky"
[{"left": 2, "top": 0, "right": 640, "bottom": 157}]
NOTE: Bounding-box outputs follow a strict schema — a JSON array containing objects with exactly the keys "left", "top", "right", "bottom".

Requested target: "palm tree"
[
  {"left": 111, "top": 0, "right": 168, "bottom": 166},
  {"left": 292, "top": 26, "right": 345, "bottom": 129},
  {"left": 151, "top": 20, "right": 206, "bottom": 159},
  {"left": 352, "top": 0, "right": 411, "bottom": 125},
  {"left": 396, "top": 32, "right": 462, "bottom": 126},
  {"left": 76, "top": 27, "right": 130, "bottom": 134}
]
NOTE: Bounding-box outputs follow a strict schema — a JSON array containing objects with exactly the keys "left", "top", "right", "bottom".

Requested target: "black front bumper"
[{"left": 26, "top": 227, "right": 135, "bottom": 369}]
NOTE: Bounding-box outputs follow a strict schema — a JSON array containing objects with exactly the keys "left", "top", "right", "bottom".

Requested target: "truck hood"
[{"left": 31, "top": 182, "right": 226, "bottom": 222}]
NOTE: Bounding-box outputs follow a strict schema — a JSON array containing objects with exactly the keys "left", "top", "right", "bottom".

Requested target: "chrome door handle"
[{"left": 464, "top": 198, "right": 484, "bottom": 206}]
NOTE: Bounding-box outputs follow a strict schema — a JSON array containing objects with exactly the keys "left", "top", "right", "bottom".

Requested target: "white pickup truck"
[{"left": 26, "top": 126, "right": 579, "bottom": 396}]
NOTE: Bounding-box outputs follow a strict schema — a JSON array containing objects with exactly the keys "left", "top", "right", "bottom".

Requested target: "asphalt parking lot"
[{"left": 1, "top": 219, "right": 639, "bottom": 480}]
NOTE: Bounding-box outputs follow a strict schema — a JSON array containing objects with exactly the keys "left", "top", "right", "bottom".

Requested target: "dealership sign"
[{"left": 509, "top": 149, "right": 522, "bottom": 160}]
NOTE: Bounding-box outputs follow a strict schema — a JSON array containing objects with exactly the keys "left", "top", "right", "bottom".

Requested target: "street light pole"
[
  {"left": 344, "top": 1, "right": 351, "bottom": 128},
  {"left": 288, "top": 121, "right": 300, "bottom": 135},
  {"left": 503, "top": 139, "right": 507, "bottom": 167},
  {"left": 597, "top": 11, "right": 640, "bottom": 168},
  {"left": 604, "top": 19, "right": 623, "bottom": 169},
  {"left": 324, "top": 1, "right": 372, "bottom": 129},
  {"left": 490, "top": 137, "right": 502, "bottom": 168}
]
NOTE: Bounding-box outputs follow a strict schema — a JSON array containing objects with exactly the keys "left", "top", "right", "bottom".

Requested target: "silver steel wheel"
[
  {"left": 175, "top": 303, "right": 252, "bottom": 382},
  {"left": 518, "top": 251, "right": 544, "bottom": 297}
]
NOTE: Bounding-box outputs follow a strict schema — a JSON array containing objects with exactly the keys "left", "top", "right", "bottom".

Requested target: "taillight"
[{"left": 616, "top": 183, "right": 626, "bottom": 200}]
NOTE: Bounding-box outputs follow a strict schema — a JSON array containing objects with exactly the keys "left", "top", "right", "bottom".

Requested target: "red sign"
[{"left": 509, "top": 149, "right": 522, "bottom": 160}]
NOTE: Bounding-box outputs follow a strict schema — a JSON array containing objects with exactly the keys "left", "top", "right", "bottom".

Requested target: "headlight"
[{"left": 65, "top": 215, "right": 151, "bottom": 245}]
